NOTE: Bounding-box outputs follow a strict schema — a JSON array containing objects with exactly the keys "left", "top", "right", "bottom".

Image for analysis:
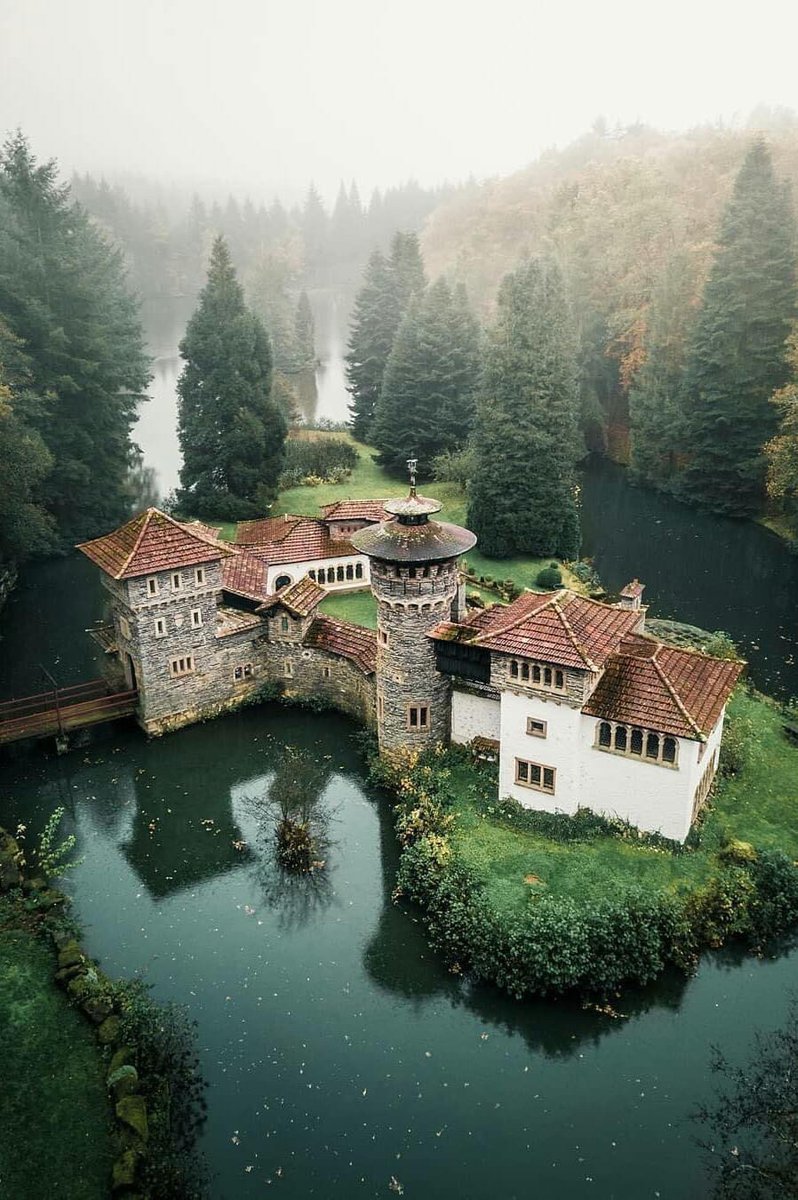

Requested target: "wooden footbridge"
[{"left": 0, "top": 679, "right": 138, "bottom": 747}]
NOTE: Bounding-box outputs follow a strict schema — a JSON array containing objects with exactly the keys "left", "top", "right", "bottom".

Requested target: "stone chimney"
[{"left": 619, "top": 580, "right": 645, "bottom": 630}]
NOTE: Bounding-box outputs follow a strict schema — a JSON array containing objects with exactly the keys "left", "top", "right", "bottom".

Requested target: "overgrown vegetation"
[
  {"left": 279, "top": 435, "right": 359, "bottom": 489},
  {"left": 370, "top": 689, "right": 798, "bottom": 999}
]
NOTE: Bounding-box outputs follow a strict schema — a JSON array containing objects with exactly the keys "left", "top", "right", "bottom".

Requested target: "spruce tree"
[
  {"left": 345, "top": 250, "right": 401, "bottom": 440},
  {"left": 177, "top": 236, "right": 286, "bottom": 519},
  {"left": 467, "top": 257, "right": 582, "bottom": 559},
  {"left": 294, "top": 291, "right": 315, "bottom": 369},
  {"left": 678, "top": 140, "right": 796, "bottom": 516},
  {"left": 0, "top": 320, "right": 54, "bottom": 561},
  {"left": 371, "top": 278, "right": 481, "bottom": 474},
  {"left": 629, "top": 251, "right": 696, "bottom": 490},
  {"left": 389, "top": 231, "right": 426, "bottom": 311},
  {"left": 0, "top": 132, "right": 149, "bottom": 544}
]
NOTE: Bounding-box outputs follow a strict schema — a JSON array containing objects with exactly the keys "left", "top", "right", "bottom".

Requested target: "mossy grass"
[
  {"left": 0, "top": 898, "right": 113, "bottom": 1200},
  {"left": 319, "top": 588, "right": 378, "bottom": 628}
]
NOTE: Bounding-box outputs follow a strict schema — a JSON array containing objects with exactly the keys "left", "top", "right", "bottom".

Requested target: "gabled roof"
[
  {"left": 221, "top": 551, "right": 270, "bottom": 603},
  {"left": 303, "top": 616, "right": 377, "bottom": 675},
  {"left": 430, "top": 589, "right": 641, "bottom": 670},
  {"left": 234, "top": 516, "right": 304, "bottom": 546},
  {"left": 258, "top": 576, "right": 326, "bottom": 618},
  {"left": 235, "top": 516, "right": 357, "bottom": 565},
  {"left": 321, "top": 499, "right": 390, "bottom": 523},
  {"left": 77, "top": 508, "right": 236, "bottom": 580},
  {"left": 582, "top": 635, "right": 743, "bottom": 739}
]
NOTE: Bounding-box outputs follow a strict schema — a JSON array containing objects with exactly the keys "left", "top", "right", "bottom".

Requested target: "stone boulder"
[
  {"left": 0, "top": 831, "right": 23, "bottom": 891},
  {"left": 116, "top": 1094, "right": 148, "bottom": 1143}
]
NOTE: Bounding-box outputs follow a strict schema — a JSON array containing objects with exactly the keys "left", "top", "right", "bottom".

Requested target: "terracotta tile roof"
[
  {"left": 583, "top": 635, "right": 743, "bottom": 739},
  {"left": 77, "top": 508, "right": 236, "bottom": 579},
  {"left": 183, "top": 519, "right": 223, "bottom": 541},
  {"left": 438, "top": 590, "right": 642, "bottom": 670},
  {"left": 303, "top": 616, "right": 377, "bottom": 675},
  {"left": 235, "top": 516, "right": 357, "bottom": 566},
  {"left": 258, "top": 576, "right": 326, "bottom": 618},
  {"left": 321, "top": 499, "right": 390, "bottom": 523},
  {"left": 234, "top": 516, "right": 303, "bottom": 546},
  {"left": 221, "top": 551, "right": 270, "bottom": 602},
  {"left": 216, "top": 606, "right": 264, "bottom": 638},
  {"left": 620, "top": 579, "right": 645, "bottom": 599}
]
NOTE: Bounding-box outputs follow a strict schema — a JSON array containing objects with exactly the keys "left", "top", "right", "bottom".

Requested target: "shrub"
[
  {"left": 536, "top": 563, "right": 563, "bottom": 589},
  {"left": 719, "top": 708, "right": 755, "bottom": 777},
  {"left": 279, "top": 437, "right": 359, "bottom": 488}
]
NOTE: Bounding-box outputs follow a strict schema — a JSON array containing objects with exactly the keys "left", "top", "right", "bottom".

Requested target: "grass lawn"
[
  {"left": 446, "top": 689, "right": 798, "bottom": 918},
  {"left": 0, "top": 901, "right": 112, "bottom": 1199},
  {"left": 275, "top": 434, "right": 587, "bottom": 592},
  {"left": 319, "top": 588, "right": 378, "bottom": 628}
]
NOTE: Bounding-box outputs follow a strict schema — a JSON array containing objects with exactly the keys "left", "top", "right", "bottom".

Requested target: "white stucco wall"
[
  {"left": 265, "top": 554, "right": 371, "bottom": 594},
  {"left": 451, "top": 689, "right": 501, "bottom": 745},
  {"left": 499, "top": 690, "right": 582, "bottom": 815}
]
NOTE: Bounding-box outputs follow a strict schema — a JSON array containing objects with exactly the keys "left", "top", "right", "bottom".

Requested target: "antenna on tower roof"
[{"left": 407, "top": 456, "right": 418, "bottom": 498}]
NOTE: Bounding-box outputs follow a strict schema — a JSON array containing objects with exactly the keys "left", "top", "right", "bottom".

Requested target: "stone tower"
[{"left": 351, "top": 464, "right": 476, "bottom": 754}]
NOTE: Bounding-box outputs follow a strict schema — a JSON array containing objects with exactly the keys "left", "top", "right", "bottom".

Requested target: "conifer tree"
[
  {"left": 629, "top": 251, "right": 696, "bottom": 489},
  {"left": 345, "top": 249, "right": 401, "bottom": 440},
  {"left": 678, "top": 140, "right": 796, "bottom": 516},
  {"left": 294, "top": 291, "right": 315, "bottom": 369},
  {"left": 0, "top": 132, "right": 149, "bottom": 544},
  {"left": 467, "top": 257, "right": 582, "bottom": 558},
  {"left": 177, "top": 236, "right": 286, "bottom": 519},
  {"left": 371, "top": 278, "right": 480, "bottom": 474},
  {"left": 0, "top": 320, "right": 54, "bottom": 561},
  {"left": 389, "top": 231, "right": 426, "bottom": 311}
]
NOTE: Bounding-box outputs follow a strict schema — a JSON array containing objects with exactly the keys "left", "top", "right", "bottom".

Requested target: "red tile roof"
[
  {"left": 77, "top": 509, "right": 236, "bottom": 579},
  {"left": 234, "top": 516, "right": 357, "bottom": 565},
  {"left": 321, "top": 499, "right": 390, "bottom": 523},
  {"left": 620, "top": 579, "right": 645, "bottom": 599},
  {"left": 303, "top": 617, "right": 377, "bottom": 675},
  {"left": 582, "top": 635, "right": 743, "bottom": 739},
  {"left": 221, "top": 551, "right": 270, "bottom": 602},
  {"left": 183, "top": 519, "right": 223, "bottom": 541},
  {"left": 258, "top": 576, "right": 326, "bottom": 618},
  {"left": 438, "top": 590, "right": 642, "bottom": 670}
]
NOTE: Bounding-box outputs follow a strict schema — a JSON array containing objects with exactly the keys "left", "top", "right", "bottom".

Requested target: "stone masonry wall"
[
  {"left": 490, "top": 652, "right": 590, "bottom": 707},
  {"left": 372, "top": 558, "right": 459, "bottom": 752}
]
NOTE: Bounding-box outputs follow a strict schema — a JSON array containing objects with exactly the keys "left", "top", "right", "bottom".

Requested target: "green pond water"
[{"left": 1, "top": 548, "right": 797, "bottom": 1200}]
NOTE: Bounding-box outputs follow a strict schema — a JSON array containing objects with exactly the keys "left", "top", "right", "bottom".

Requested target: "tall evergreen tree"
[
  {"left": 345, "top": 249, "right": 401, "bottom": 440},
  {"left": 346, "top": 233, "right": 427, "bottom": 442},
  {"left": 0, "top": 132, "right": 149, "bottom": 544},
  {"left": 294, "top": 291, "right": 315, "bottom": 369},
  {"left": 629, "top": 250, "right": 696, "bottom": 489},
  {"left": 177, "top": 236, "right": 286, "bottom": 519},
  {"left": 371, "top": 278, "right": 481, "bottom": 474},
  {"left": 0, "top": 320, "right": 54, "bottom": 561},
  {"left": 467, "top": 257, "right": 582, "bottom": 558},
  {"left": 678, "top": 140, "right": 796, "bottom": 516}
]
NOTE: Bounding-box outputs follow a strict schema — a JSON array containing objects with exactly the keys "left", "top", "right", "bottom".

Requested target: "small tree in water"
[{"left": 271, "top": 747, "right": 330, "bottom": 874}]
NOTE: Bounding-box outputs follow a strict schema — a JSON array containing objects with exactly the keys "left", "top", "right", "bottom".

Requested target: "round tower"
[{"left": 351, "top": 463, "right": 476, "bottom": 755}]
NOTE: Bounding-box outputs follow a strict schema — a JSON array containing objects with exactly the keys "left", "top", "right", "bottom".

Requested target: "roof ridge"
[
  {"left": 116, "top": 508, "right": 155, "bottom": 578},
  {"left": 473, "top": 591, "right": 554, "bottom": 644},
  {"left": 650, "top": 652, "right": 703, "bottom": 738},
  {"left": 551, "top": 596, "right": 598, "bottom": 671}
]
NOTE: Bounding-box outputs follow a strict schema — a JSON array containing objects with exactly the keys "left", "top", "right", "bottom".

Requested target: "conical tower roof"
[{"left": 350, "top": 459, "right": 476, "bottom": 564}]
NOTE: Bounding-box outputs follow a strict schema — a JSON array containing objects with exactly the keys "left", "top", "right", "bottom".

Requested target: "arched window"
[
  {"left": 355, "top": 563, "right": 364, "bottom": 579},
  {"left": 630, "top": 728, "right": 644, "bottom": 756},
  {"left": 274, "top": 574, "right": 292, "bottom": 591},
  {"left": 646, "top": 733, "right": 660, "bottom": 760},
  {"left": 598, "top": 722, "right": 612, "bottom": 748},
  {"left": 510, "top": 660, "right": 519, "bottom": 678},
  {"left": 614, "top": 724, "right": 627, "bottom": 752},
  {"left": 663, "top": 737, "right": 677, "bottom": 764},
  {"left": 346, "top": 564, "right": 354, "bottom": 580},
  {"left": 336, "top": 565, "right": 345, "bottom": 582}
]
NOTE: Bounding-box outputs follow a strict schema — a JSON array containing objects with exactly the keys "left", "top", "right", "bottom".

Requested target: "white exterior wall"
[
  {"left": 451, "top": 689, "right": 501, "bottom": 745},
  {"left": 577, "top": 715, "right": 695, "bottom": 842},
  {"left": 265, "top": 554, "right": 371, "bottom": 594},
  {"left": 496, "top": 687, "right": 725, "bottom": 842},
  {"left": 499, "top": 690, "right": 582, "bottom": 815}
]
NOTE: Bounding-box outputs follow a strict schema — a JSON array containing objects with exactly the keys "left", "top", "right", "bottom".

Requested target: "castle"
[{"left": 78, "top": 480, "right": 741, "bottom": 844}]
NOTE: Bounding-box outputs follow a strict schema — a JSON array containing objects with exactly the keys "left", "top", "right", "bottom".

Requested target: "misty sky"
[{"left": 2, "top": 0, "right": 797, "bottom": 201}]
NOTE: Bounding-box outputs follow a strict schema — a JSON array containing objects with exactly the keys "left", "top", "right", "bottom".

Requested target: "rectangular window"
[
  {"left": 408, "top": 704, "right": 430, "bottom": 730},
  {"left": 147, "top": 576, "right": 158, "bottom": 596},
  {"left": 195, "top": 567, "right": 205, "bottom": 586},
  {"left": 169, "top": 655, "right": 195, "bottom": 677},
  {"left": 119, "top": 616, "right": 131, "bottom": 641},
  {"left": 515, "top": 758, "right": 556, "bottom": 794},
  {"left": 191, "top": 608, "right": 202, "bottom": 628},
  {"left": 234, "top": 664, "right": 253, "bottom": 682},
  {"left": 171, "top": 572, "right": 182, "bottom": 591},
  {"left": 526, "top": 717, "right": 547, "bottom": 738},
  {"left": 379, "top": 629, "right": 389, "bottom": 646},
  {"left": 323, "top": 666, "right": 331, "bottom": 679},
  {"left": 284, "top": 659, "right": 293, "bottom": 677},
  {"left": 281, "top": 616, "right": 289, "bottom": 634},
  {"left": 154, "top": 617, "right": 166, "bottom": 638}
]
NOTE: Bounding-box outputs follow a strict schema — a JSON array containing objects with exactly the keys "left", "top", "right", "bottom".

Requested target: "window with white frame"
[
  {"left": 154, "top": 617, "right": 166, "bottom": 638},
  {"left": 526, "top": 717, "right": 547, "bottom": 738},
  {"left": 378, "top": 628, "right": 389, "bottom": 646},
  {"left": 169, "top": 655, "right": 194, "bottom": 677},
  {"left": 171, "top": 572, "right": 183, "bottom": 591},
  {"left": 515, "top": 758, "right": 556, "bottom": 793},
  {"left": 195, "top": 567, "right": 205, "bottom": 586},
  {"left": 595, "top": 721, "right": 678, "bottom": 766},
  {"left": 234, "top": 664, "right": 253, "bottom": 681},
  {"left": 147, "top": 576, "right": 159, "bottom": 596},
  {"left": 191, "top": 607, "right": 202, "bottom": 628},
  {"left": 407, "top": 703, "right": 429, "bottom": 730},
  {"left": 284, "top": 659, "right": 293, "bottom": 677}
]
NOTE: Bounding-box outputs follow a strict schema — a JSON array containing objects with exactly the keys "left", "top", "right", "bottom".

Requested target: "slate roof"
[
  {"left": 258, "top": 576, "right": 326, "bottom": 618},
  {"left": 321, "top": 499, "right": 390, "bottom": 523},
  {"left": 582, "top": 635, "right": 743, "bottom": 739},
  {"left": 77, "top": 508, "right": 235, "bottom": 579},
  {"left": 221, "top": 551, "right": 270, "bottom": 603},
  {"left": 430, "top": 590, "right": 641, "bottom": 670},
  {"left": 303, "top": 617, "right": 377, "bottom": 675}
]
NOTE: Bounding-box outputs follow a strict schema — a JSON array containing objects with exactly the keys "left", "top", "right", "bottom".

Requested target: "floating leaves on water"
[{"left": 389, "top": 1177, "right": 404, "bottom": 1195}]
